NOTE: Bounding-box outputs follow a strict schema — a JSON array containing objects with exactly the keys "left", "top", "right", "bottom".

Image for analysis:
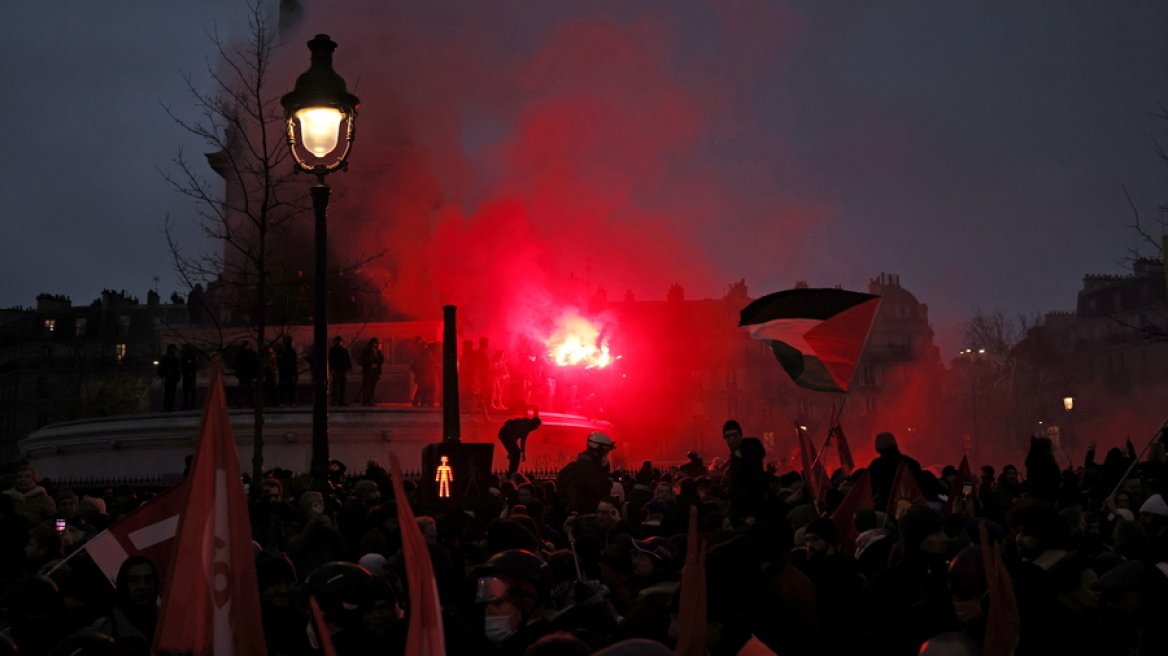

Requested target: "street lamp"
[{"left": 281, "top": 34, "right": 360, "bottom": 491}]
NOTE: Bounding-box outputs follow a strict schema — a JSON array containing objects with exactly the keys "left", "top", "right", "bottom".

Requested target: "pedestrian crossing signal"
[{"left": 436, "top": 456, "right": 453, "bottom": 498}]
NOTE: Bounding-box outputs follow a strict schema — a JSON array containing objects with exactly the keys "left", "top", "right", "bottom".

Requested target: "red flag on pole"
[
  {"left": 796, "top": 423, "right": 828, "bottom": 504},
  {"left": 830, "top": 421, "right": 855, "bottom": 476},
  {"left": 152, "top": 363, "right": 265, "bottom": 656},
  {"left": 829, "top": 469, "right": 873, "bottom": 557},
  {"left": 389, "top": 452, "right": 445, "bottom": 656},
  {"left": 885, "top": 462, "right": 927, "bottom": 520},
  {"left": 80, "top": 477, "right": 189, "bottom": 587},
  {"left": 979, "top": 521, "right": 1020, "bottom": 656},
  {"left": 675, "top": 506, "right": 708, "bottom": 656},
  {"left": 943, "top": 455, "right": 976, "bottom": 516}
]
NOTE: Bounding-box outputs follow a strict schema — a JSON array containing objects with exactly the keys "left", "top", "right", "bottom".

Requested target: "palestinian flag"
[{"left": 739, "top": 288, "right": 881, "bottom": 393}]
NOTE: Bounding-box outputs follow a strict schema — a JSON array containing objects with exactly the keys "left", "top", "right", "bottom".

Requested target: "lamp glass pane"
[{"left": 295, "top": 107, "right": 343, "bottom": 158}]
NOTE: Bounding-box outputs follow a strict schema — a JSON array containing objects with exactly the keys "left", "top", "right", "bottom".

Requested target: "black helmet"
[
  {"left": 303, "top": 561, "right": 377, "bottom": 627},
  {"left": 475, "top": 549, "right": 553, "bottom": 603}
]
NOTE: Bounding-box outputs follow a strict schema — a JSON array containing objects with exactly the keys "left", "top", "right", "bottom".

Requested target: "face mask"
[{"left": 484, "top": 614, "right": 515, "bottom": 644}]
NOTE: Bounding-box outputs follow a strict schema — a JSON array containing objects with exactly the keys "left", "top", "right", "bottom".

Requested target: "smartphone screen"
[
  {"left": 56, "top": 518, "right": 66, "bottom": 532},
  {"left": 961, "top": 482, "right": 974, "bottom": 496}
]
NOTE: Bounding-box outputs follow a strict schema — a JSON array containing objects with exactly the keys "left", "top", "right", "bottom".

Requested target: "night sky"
[{"left": 4, "top": 1, "right": 1166, "bottom": 354}]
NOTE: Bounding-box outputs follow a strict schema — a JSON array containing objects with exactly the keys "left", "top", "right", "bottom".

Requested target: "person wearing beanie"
[
  {"left": 861, "top": 504, "right": 958, "bottom": 656},
  {"left": 865, "top": 431, "right": 926, "bottom": 510}
]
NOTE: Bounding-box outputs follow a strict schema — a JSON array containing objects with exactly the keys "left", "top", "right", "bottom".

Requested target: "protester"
[{"left": 6, "top": 422, "right": 1168, "bottom": 656}]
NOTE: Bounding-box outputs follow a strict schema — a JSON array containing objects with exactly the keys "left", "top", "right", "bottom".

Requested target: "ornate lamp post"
[{"left": 281, "top": 34, "right": 360, "bottom": 490}]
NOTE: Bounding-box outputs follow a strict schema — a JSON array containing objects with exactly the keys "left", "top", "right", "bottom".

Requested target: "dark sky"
[{"left": 3, "top": 1, "right": 1166, "bottom": 354}]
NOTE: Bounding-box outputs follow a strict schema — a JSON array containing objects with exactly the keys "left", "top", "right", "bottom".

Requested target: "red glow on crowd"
[{"left": 544, "top": 311, "right": 612, "bottom": 368}]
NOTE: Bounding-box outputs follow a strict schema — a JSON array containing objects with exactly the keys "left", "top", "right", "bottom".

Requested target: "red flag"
[
  {"left": 309, "top": 596, "right": 339, "bottom": 656},
  {"left": 153, "top": 364, "right": 265, "bottom": 656},
  {"left": 389, "top": 452, "right": 445, "bottom": 656},
  {"left": 831, "top": 421, "right": 855, "bottom": 476},
  {"left": 886, "top": 462, "right": 926, "bottom": 519},
  {"left": 943, "top": 455, "right": 976, "bottom": 516},
  {"left": 796, "top": 424, "right": 828, "bottom": 503},
  {"left": 80, "top": 477, "right": 189, "bottom": 587},
  {"left": 675, "top": 506, "right": 708, "bottom": 656},
  {"left": 830, "top": 469, "right": 873, "bottom": 557},
  {"left": 979, "top": 522, "right": 1020, "bottom": 656}
]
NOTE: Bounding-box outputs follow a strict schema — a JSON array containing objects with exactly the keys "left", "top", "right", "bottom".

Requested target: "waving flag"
[
  {"left": 81, "top": 477, "right": 189, "bottom": 587},
  {"left": 153, "top": 364, "right": 265, "bottom": 656},
  {"left": 797, "top": 423, "right": 829, "bottom": 507},
  {"left": 830, "top": 469, "right": 873, "bottom": 557},
  {"left": 830, "top": 418, "right": 855, "bottom": 476},
  {"left": 675, "top": 506, "right": 708, "bottom": 656},
  {"left": 739, "top": 288, "right": 880, "bottom": 393},
  {"left": 390, "top": 452, "right": 446, "bottom": 656}
]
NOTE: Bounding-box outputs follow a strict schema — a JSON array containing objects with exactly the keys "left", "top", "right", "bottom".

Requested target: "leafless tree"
[{"left": 161, "top": 2, "right": 380, "bottom": 483}]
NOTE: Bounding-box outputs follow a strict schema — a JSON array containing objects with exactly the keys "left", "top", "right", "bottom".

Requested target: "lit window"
[
  {"left": 75, "top": 317, "right": 87, "bottom": 336},
  {"left": 44, "top": 319, "right": 55, "bottom": 333},
  {"left": 115, "top": 344, "right": 127, "bottom": 363}
]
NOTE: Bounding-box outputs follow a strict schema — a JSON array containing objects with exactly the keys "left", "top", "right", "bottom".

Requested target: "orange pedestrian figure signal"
[{"left": 436, "top": 455, "right": 454, "bottom": 498}]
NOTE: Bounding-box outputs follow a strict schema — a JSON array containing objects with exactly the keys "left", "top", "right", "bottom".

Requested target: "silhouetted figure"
[
  {"left": 157, "top": 345, "right": 181, "bottom": 411},
  {"left": 277, "top": 336, "right": 299, "bottom": 407},
  {"left": 329, "top": 336, "right": 353, "bottom": 406},
  {"left": 234, "top": 341, "right": 259, "bottom": 408},
  {"left": 360, "top": 338, "right": 384, "bottom": 406},
  {"left": 499, "top": 416, "right": 542, "bottom": 477},
  {"left": 490, "top": 349, "right": 510, "bottom": 410},
  {"left": 179, "top": 344, "right": 198, "bottom": 410},
  {"left": 413, "top": 342, "right": 440, "bottom": 406},
  {"left": 262, "top": 346, "right": 279, "bottom": 406}
]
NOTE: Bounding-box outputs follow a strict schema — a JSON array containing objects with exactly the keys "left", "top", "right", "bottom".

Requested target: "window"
[
  {"left": 74, "top": 317, "right": 87, "bottom": 336},
  {"left": 862, "top": 366, "right": 877, "bottom": 386},
  {"left": 865, "top": 395, "right": 878, "bottom": 415},
  {"left": 117, "top": 315, "right": 131, "bottom": 336},
  {"left": 44, "top": 319, "right": 56, "bottom": 333},
  {"left": 115, "top": 343, "right": 128, "bottom": 363}
]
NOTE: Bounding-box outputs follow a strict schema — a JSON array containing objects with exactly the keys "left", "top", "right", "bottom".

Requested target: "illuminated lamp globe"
[{"left": 280, "top": 34, "right": 360, "bottom": 175}]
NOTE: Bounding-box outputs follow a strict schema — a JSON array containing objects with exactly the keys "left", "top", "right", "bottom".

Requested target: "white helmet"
[{"left": 587, "top": 432, "right": 616, "bottom": 450}]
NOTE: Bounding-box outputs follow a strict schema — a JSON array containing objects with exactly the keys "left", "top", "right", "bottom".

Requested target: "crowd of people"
[
  {"left": 1, "top": 420, "right": 1167, "bottom": 655},
  {"left": 165, "top": 334, "right": 612, "bottom": 417}
]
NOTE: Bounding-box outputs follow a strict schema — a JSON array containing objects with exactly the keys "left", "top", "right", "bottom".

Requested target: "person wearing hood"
[
  {"left": 3, "top": 465, "right": 56, "bottom": 526},
  {"left": 90, "top": 556, "right": 159, "bottom": 656},
  {"left": 865, "top": 432, "right": 925, "bottom": 510},
  {"left": 860, "top": 505, "right": 958, "bottom": 656}
]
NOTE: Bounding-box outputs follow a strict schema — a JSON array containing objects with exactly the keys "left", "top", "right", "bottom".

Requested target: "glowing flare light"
[{"left": 545, "top": 313, "right": 613, "bottom": 368}]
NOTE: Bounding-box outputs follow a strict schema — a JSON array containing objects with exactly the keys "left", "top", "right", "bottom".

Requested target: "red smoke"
[{"left": 268, "top": 1, "right": 833, "bottom": 460}]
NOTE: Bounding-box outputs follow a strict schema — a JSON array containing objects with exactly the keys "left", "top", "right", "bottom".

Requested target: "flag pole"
[{"left": 1106, "top": 415, "right": 1168, "bottom": 501}]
